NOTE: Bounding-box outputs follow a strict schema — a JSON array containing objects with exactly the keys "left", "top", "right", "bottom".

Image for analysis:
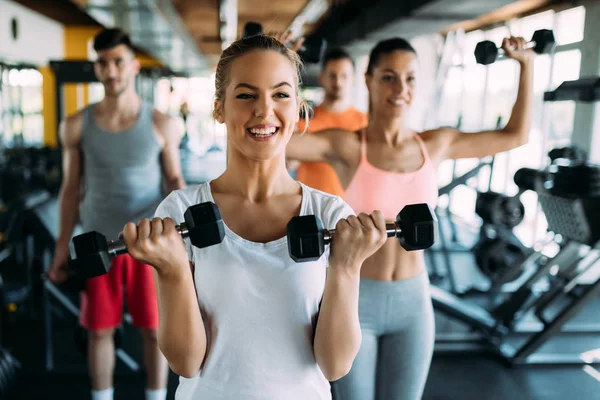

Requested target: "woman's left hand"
[{"left": 270, "top": 30, "right": 305, "bottom": 52}]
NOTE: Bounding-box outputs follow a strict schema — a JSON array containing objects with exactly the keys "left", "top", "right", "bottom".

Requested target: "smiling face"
[
  {"left": 365, "top": 50, "right": 419, "bottom": 119},
  {"left": 214, "top": 49, "right": 300, "bottom": 162}
]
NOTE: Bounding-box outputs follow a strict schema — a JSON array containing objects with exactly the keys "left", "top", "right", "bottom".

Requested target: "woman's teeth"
[{"left": 248, "top": 127, "right": 277, "bottom": 137}]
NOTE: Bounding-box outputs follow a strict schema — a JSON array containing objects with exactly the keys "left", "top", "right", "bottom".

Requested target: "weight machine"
[{"left": 430, "top": 77, "right": 600, "bottom": 366}]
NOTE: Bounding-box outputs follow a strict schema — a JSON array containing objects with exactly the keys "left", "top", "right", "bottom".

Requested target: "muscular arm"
[
  {"left": 56, "top": 114, "right": 83, "bottom": 246},
  {"left": 313, "top": 266, "right": 361, "bottom": 381},
  {"left": 154, "top": 111, "right": 187, "bottom": 192},
  {"left": 428, "top": 58, "right": 534, "bottom": 162},
  {"left": 153, "top": 261, "right": 206, "bottom": 378}
]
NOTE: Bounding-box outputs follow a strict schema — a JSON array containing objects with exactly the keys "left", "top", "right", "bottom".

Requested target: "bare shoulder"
[{"left": 59, "top": 109, "right": 85, "bottom": 147}]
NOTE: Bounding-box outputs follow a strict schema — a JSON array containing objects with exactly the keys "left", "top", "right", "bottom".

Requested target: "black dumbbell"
[
  {"left": 474, "top": 29, "right": 555, "bottom": 65},
  {"left": 69, "top": 202, "right": 225, "bottom": 280},
  {"left": 287, "top": 204, "right": 437, "bottom": 262}
]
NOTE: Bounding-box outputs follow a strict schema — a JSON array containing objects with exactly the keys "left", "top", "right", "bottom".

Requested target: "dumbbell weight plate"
[
  {"left": 474, "top": 234, "right": 527, "bottom": 285},
  {"left": 476, "top": 191, "right": 524, "bottom": 228},
  {"left": 498, "top": 196, "right": 525, "bottom": 228},
  {"left": 474, "top": 40, "right": 498, "bottom": 65},
  {"left": 531, "top": 29, "right": 556, "bottom": 54}
]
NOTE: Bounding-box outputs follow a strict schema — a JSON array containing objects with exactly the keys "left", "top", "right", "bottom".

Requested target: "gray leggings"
[{"left": 331, "top": 271, "right": 435, "bottom": 400}]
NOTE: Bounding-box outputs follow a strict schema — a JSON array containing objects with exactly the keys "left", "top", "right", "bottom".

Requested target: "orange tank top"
[{"left": 343, "top": 130, "right": 439, "bottom": 221}]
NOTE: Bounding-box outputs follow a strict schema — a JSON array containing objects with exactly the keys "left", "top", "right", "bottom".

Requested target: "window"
[
  {"left": 555, "top": 6, "right": 586, "bottom": 45},
  {"left": 0, "top": 66, "right": 44, "bottom": 147}
]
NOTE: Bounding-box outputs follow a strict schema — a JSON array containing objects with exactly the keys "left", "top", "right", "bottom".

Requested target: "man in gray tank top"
[{"left": 48, "top": 28, "right": 186, "bottom": 400}]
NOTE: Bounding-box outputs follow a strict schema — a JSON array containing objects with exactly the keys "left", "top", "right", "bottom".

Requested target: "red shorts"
[{"left": 79, "top": 254, "right": 159, "bottom": 331}]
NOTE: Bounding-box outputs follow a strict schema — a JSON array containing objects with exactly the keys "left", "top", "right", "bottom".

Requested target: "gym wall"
[
  {"left": 0, "top": 1, "right": 64, "bottom": 65},
  {"left": 0, "top": 1, "right": 64, "bottom": 148}
]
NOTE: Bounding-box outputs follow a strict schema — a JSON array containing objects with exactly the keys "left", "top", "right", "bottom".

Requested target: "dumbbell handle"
[
  {"left": 106, "top": 223, "right": 190, "bottom": 257},
  {"left": 497, "top": 40, "right": 536, "bottom": 57},
  {"left": 323, "top": 222, "right": 400, "bottom": 244}
]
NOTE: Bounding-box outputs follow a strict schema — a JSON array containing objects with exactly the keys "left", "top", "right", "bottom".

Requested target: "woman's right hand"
[
  {"left": 121, "top": 217, "right": 190, "bottom": 278},
  {"left": 329, "top": 211, "right": 388, "bottom": 276}
]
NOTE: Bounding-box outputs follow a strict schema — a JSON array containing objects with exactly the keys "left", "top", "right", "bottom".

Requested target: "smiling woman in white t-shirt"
[{"left": 120, "top": 34, "right": 389, "bottom": 400}]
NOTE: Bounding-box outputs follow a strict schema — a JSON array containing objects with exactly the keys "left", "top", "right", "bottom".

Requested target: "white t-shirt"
[{"left": 154, "top": 181, "right": 355, "bottom": 400}]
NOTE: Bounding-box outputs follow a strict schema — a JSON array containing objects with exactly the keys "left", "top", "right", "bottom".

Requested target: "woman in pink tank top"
[{"left": 288, "top": 36, "right": 534, "bottom": 400}]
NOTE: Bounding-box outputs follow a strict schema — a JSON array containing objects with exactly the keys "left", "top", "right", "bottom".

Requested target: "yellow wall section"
[
  {"left": 64, "top": 26, "right": 102, "bottom": 120},
  {"left": 40, "top": 66, "right": 57, "bottom": 147}
]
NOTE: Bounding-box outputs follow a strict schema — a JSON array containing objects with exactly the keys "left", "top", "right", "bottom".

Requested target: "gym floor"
[{"left": 4, "top": 216, "right": 600, "bottom": 400}]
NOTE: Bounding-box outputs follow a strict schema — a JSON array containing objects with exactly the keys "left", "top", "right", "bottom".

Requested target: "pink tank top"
[{"left": 343, "top": 130, "right": 438, "bottom": 220}]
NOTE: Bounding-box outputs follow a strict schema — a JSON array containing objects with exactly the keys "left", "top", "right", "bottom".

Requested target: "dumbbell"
[
  {"left": 69, "top": 202, "right": 225, "bottom": 280},
  {"left": 474, "top": 29, "right": 555, "bottom": 65},
  {"left": 287, "top": 203, "right": 437, "bottom": 262}
]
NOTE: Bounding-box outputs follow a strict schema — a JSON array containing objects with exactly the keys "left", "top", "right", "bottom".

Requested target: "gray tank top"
[{"left": 79, "top": 101, "right": 164, "bottom": 239}]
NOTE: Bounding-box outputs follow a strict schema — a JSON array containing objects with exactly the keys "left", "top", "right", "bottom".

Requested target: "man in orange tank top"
[{"left": 294, "top": 48, "right": 367, "bottom": 196}]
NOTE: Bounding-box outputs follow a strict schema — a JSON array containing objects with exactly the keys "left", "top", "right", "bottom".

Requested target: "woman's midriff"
[{"left": 359, "top": 240, "right": 425, "bottom": 281}]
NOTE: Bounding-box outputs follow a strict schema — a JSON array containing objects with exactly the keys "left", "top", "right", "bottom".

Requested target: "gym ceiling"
[{"left": 14, "top": 0, "right": 572, "bottom": 76}]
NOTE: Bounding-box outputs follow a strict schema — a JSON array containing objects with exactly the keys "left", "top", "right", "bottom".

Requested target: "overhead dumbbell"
[
  {"left": 69, "top": 202, "right": 225, "bottom": 280},
  {"left": 287, "top": 203, "right": 437, "bottom": 262},
  {"left": 474, "top": 29, "right": 555, "bottom": 65}
]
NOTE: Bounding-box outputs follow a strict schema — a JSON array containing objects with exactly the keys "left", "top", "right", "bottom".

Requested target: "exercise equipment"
[
  {"left": 287, "top": 204, "right": 437, "bottom": 262},
  {"left": 472, "top": 226, "right": 529, "bottom": 285},
  {"left": 544, "top": 76, "right": 600, "bottom": 102},
  {"left": 432, "top": 158, "right": 600, "bottom": 366},
  {"left": 69, "top": 202, "right": 225, "bottom": 281},
  {"left": 475, "top": 191, "right": 525, "bottom": 229},
  {"left": 474, "top": 29, "right": 555, "bottom": 65},
  {"left": 0, "top": 346, "right": 19, "bottom": 398},
  {"left": 548, "top": 146, "right": 587, "bottom": 164},
  {"left": 548, "top": 163, "right": 600, "bottom": 198}
]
